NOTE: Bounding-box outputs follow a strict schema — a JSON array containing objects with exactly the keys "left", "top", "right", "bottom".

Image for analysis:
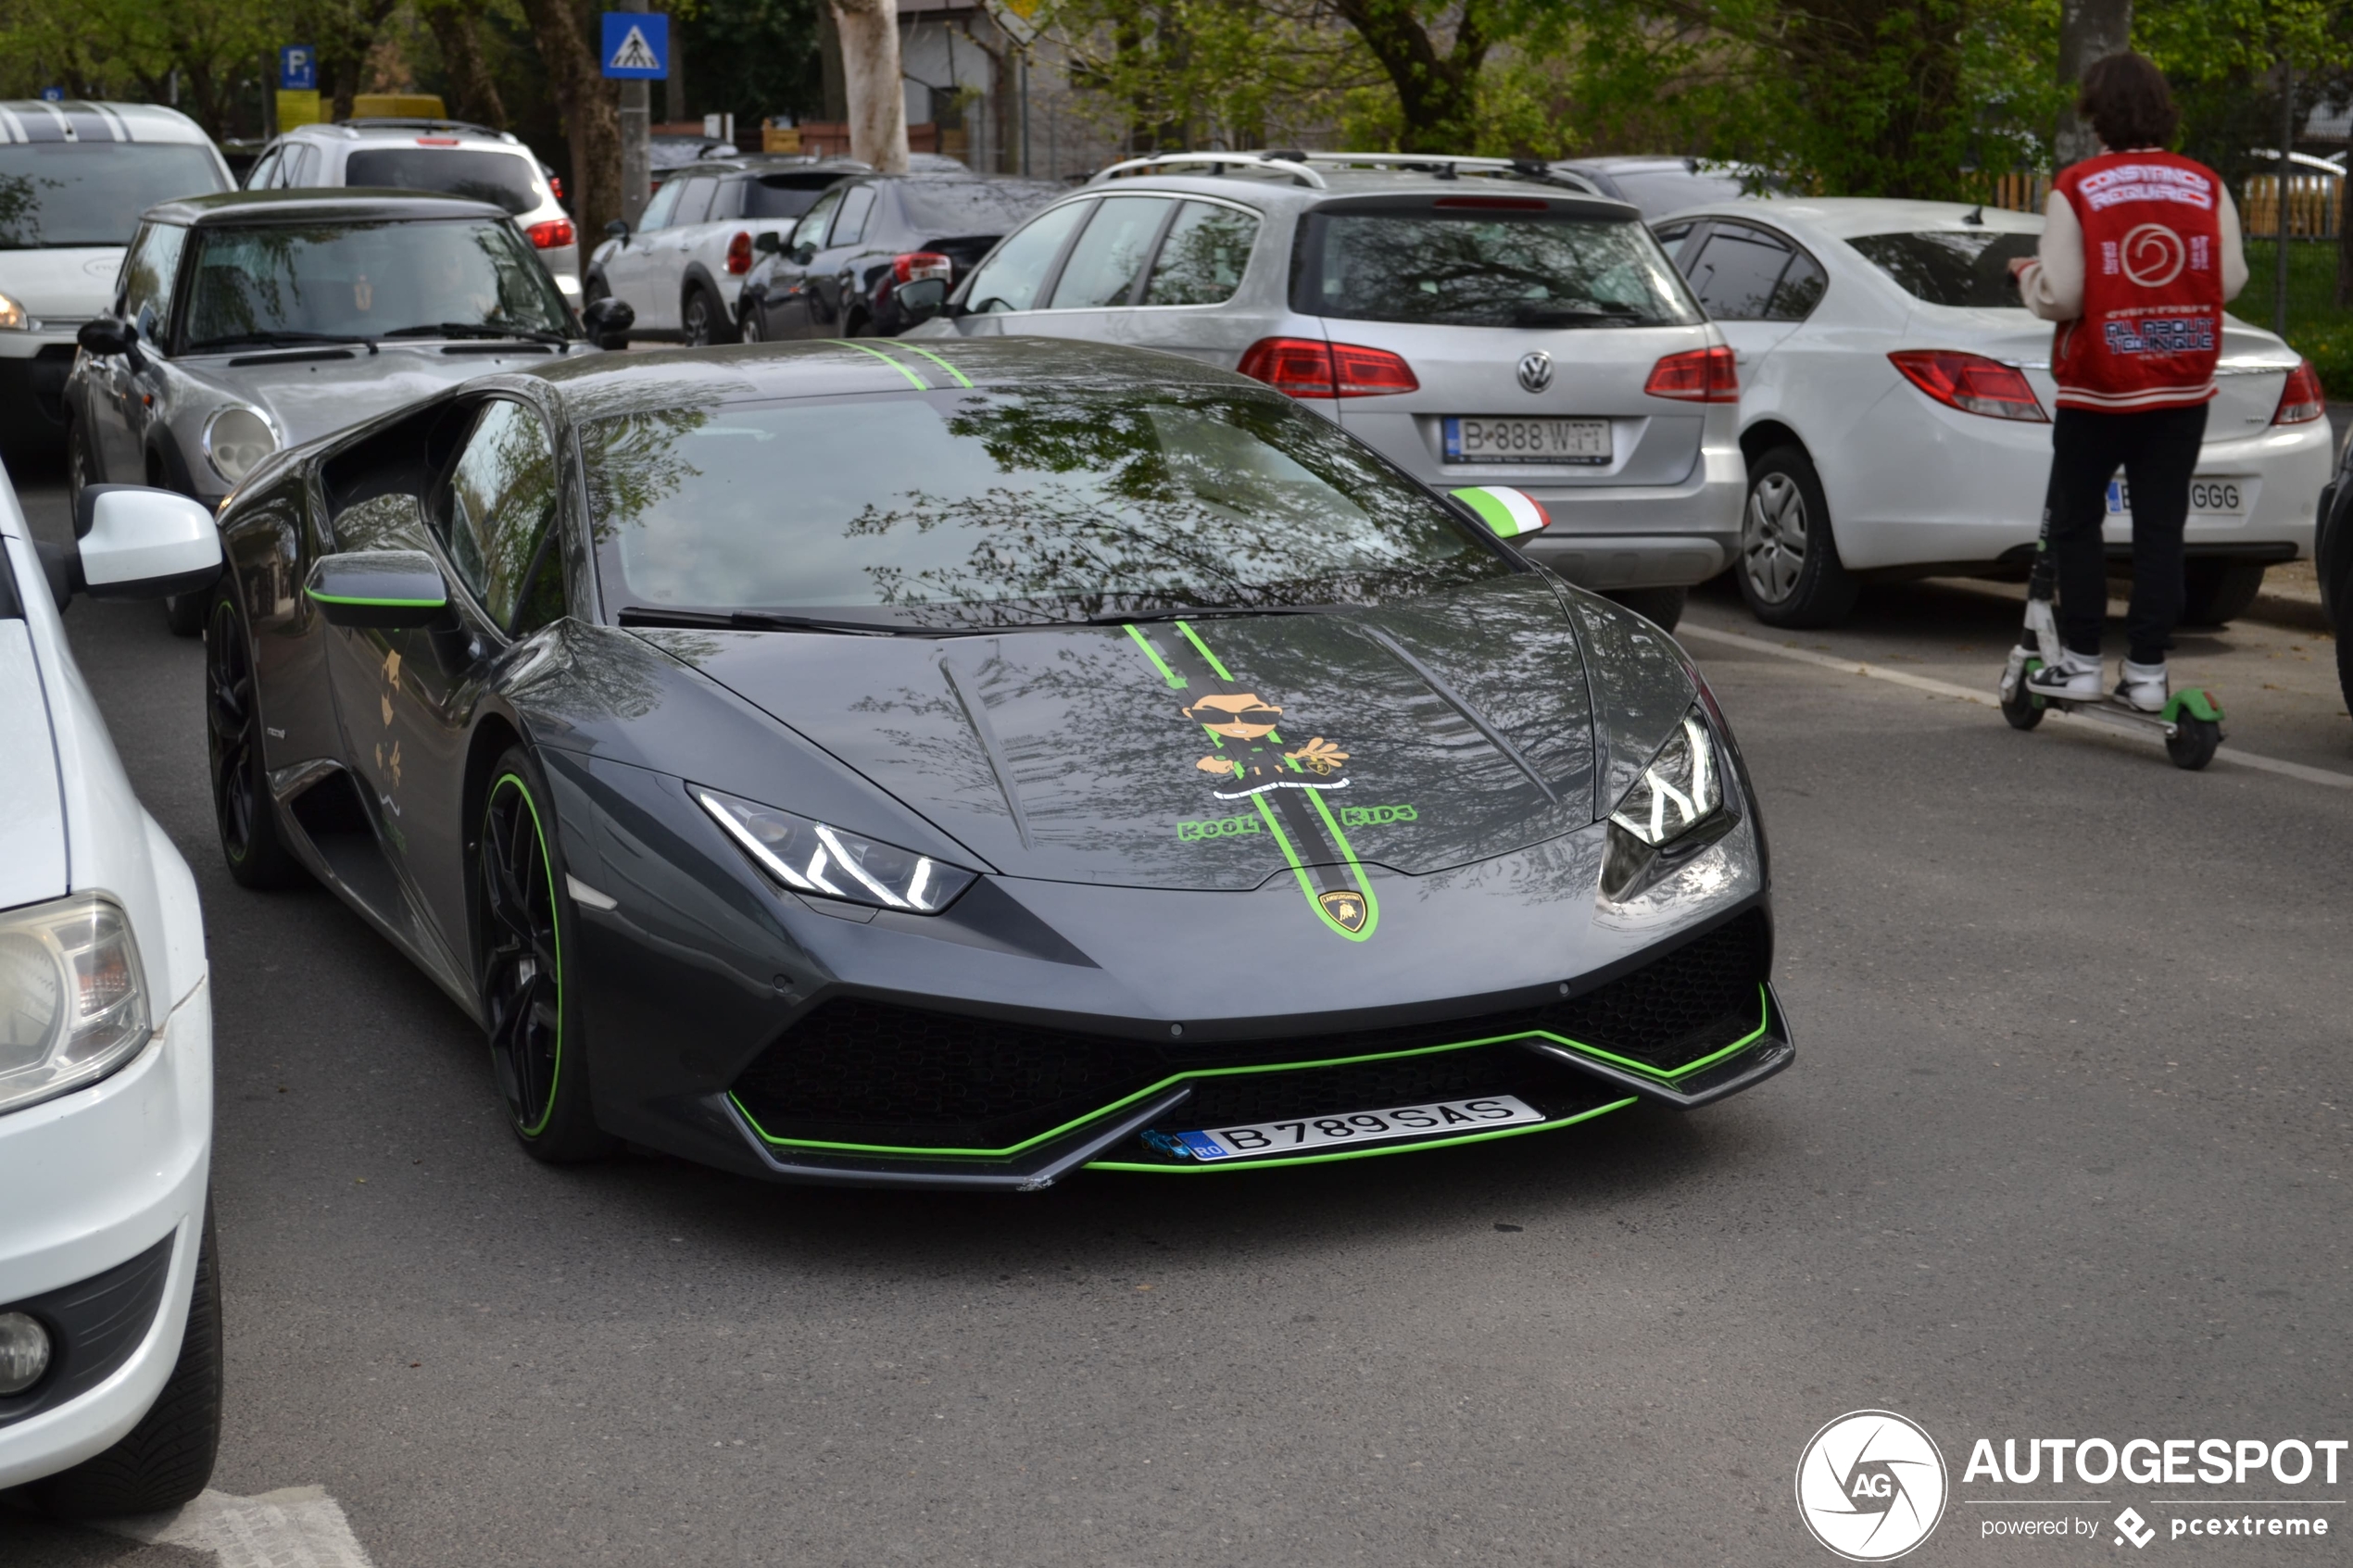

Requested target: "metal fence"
[{"left": 1981, "top": 169, "right": 2343, "bottom": 240}]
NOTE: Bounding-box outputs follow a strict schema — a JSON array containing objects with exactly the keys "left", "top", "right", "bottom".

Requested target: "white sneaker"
[
  {"left": 2025, "top": 650, "right": 2101, "bottom": 701},
  {"left": 2116, "top": 658, "right": 2168, "bottom": 712}
]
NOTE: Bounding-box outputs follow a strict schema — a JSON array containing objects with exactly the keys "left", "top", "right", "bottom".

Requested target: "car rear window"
[
  {"left": 897, "top": 179, "right": 1063, "bottom": 235},
  {"left": 0, "top": 144, "right": 226, "bottom": 248},
  {"left": 1602, "top": 167, "right": 1753, "bottom": 219},
  {"left": 583, "top": 386, "right": 1508, "bottom": 628},
  {"left": 744, "top": 178, "right": 830, "bottom": 220},
  {"left": 1300, "top": 204, "right": 1703, "bottom": 329},
  {"left": 346, "top": 147, "right": 538, "bottom": 216},
  {"left": 1847, "top": 231, "right": 2039, "bottom": 307}
]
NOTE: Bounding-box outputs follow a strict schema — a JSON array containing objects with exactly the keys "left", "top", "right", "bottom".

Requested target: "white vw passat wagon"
[
  {"left": 905, "top": 153, "right": 1744, "bottom": 630},
  {"left": 1655, "top": 197, "right": 2331, "bottom": 627},
  {"left": 0, "top": 481, "right": 222, "bottom": 1515}
]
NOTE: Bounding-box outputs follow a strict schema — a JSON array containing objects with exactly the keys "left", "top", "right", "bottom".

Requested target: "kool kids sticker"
[{"left": 1124, "top": 620, "right": 1382, "bottom": 940}]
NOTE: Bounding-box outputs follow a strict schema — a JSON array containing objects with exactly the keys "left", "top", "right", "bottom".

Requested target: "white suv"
[
  {"left": 1, "top": 481, "right": 223, "bottom": 1515},
  {"left": 587, "top": 156, "right": 869, "bottom": 345},
  {"left": 245, "top": 119, "right": 582, "bottom": 303}
]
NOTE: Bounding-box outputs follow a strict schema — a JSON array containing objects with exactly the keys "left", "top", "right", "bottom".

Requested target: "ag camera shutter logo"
[{"left": 1796, "top": 1410, "right": 1949, "bottom": 1562}]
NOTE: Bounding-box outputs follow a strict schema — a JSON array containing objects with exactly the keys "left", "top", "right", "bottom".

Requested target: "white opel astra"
[
  {"left": 1654, "top": 197, "right": 2332, "bottom": 627},
  {"left": 1, "top": 478, "right": 223, "bottom": 1514}
]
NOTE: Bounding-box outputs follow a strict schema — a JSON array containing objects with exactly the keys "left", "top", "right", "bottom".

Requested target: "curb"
[{"left": 2248, "top": 593, "right": 2331, "bottom": 635}]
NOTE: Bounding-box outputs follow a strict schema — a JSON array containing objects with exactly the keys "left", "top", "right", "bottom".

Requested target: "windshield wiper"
[
  {"left": 187, "top": 330, "right": 377, "bottom": 352},
  {"left": 617, "top": 606, "right": 906, "bottom": 635},
  {"left": 1085, "top": 604, "right": 1338, "bottom": 625},
  {"left": 383, "top": 321, "right": 573, "bottom": 345}
]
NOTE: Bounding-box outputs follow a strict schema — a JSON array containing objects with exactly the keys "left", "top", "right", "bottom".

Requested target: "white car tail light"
[
  {"left": 1238, "top": 337, "right": 1419, "bottom": 398},
  {"left": 2273, "top": 359, "right": 2325, "bottom": 424},
  {"left": 525, "top": 218, "right": 575, "bottom": 249},
  {"left": 1887, "top": 349, "right": 2047, "bottom": 421},
  {"left": 726, "top": 231, "right": 754, "bottom": 275}
]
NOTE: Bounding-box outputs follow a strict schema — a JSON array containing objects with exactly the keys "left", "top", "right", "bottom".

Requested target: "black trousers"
[{"left": 2044, "top": 402, "right": 2208, "bottom": 663}]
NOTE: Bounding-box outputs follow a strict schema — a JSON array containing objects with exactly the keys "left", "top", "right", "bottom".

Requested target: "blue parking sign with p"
[
  {"left": 600, "top": 13, "right": 669, "bottom": 79},
  {"left": 280, "top": 45, "right": 317, "bottom": 92}
]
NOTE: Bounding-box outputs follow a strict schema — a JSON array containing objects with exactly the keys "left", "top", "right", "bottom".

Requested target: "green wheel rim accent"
[
  {"left": 730, "top": 986, "right": 1771, "bottom": 1158},
  {"left": 827, "top": 337, "right": 930, "bottom": 389},
  {"left": 1088, "top": 1096, "right": 1641, "bottom": 1172},
  {"left": 891, "top": 342, "right": 975, "bottom": 388},
  {"left": 482, "top": 773, "right": 565, "bottom": 1136}
]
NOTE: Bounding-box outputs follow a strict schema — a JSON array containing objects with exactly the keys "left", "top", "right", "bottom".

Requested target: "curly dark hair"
[{"left": 2079, "top": 52, "right": 2180, "bottom": 150}]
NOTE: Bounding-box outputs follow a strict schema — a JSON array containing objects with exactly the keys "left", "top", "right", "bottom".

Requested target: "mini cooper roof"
[
  {"left": 138, "top": 189, "right": 518, "bottom": 228},
  {"left": 0, "top": 100, "right": 215, "bottom": 145}
]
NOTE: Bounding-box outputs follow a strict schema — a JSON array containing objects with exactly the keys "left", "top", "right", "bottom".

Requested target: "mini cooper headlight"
[
  {"left": 1601, "top": 708, "right": 1733, "bottom": 900},
  {"left": 0, "top": 292, "right": 25, "bottom": 331},
  {"left": 0, "top": 893, "right": 152, "bottom": 1115},
  {"left": 695, "top": 786, "right": 977, "bottom": 914},
  {"left": 203, "top": 408, "right": 278, "bottom": 485}
]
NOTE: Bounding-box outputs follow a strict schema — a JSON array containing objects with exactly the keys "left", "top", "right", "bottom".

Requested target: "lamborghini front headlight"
[
  {"left": 1601, "top": 708, "right": 1734, "bottom": 900},
  {"left": 695, "top": 786, "right": 977, "bottom": 914}
]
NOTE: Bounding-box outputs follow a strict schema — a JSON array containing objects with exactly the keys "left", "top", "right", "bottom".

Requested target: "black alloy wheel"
[
  {"left": 739, "top": 299, "right": 764, "bottom": 343},
  {"left": 682, "top": 284, "right": 732, "bottom": 346},
  {"left": 65, "top": 414, "right": 93, "bottom": 518},
  {"left": 205, "top": 594, "right": 304, "bottom": 887},
  {"left": 477, "top": 748, "right": 612, "bottom": 1161}
]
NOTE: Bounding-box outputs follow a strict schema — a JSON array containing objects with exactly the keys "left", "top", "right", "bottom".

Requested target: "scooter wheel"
[
  {"left": 2166, "top": 715, "right": 2221, "bottom": 771},
  {"left": 2001, "top": 678, "right": 2045, "bottom": 731}
]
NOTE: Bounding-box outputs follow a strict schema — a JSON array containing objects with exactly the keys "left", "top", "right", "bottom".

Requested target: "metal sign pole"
[{"left": 621, "top": 0, "right": 651, "bottom": 229}]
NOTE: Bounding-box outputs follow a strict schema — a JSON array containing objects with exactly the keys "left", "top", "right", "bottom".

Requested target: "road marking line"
[
  {"left": 96, "top": 1485, "right": 375, "bottom": 1567},
  {"left": 1677, "top": 620, "right": 2353, "bottom": 791}
]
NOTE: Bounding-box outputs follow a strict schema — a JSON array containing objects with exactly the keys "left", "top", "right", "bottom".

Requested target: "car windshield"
[
  {"left": 1847, "top": 230, "right": 2040, "bottom": 307},
  {"left": 584, "top": 387, "right": 1509, "bottom": 629},
  {"left": 897, "top": 179, "right": 1063, "bottom": 234},
  {"left": 345, "top": 147, "right": 538, "bottom": 216},
  {"left": 180, "top": 219, "right": 572, "bottom": 350},
  {"left": 0, "top": 144, "right": 225, "bottom": 248},
  {"left": 1304, "top": 207, "right": 1703, "bottom": 328}
]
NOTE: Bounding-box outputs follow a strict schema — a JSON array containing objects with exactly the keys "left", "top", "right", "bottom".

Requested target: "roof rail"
[
  {"left": 336, "top": 117, "right": 518, "bottom": 144},
  {"left": 1092, "top": 151, "right": 1327, "bottom": 189},
  {"left": 1089, "top": 149, "right": 1606, "bottom": 196}
]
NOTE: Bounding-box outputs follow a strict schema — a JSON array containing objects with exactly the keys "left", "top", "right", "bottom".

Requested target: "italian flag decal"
[{"left": 1450, "top": 485, "right": 1550, "bottom": 539}]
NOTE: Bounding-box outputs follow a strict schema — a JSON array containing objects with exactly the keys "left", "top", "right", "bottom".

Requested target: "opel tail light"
[
  {"left": 894, "top": 252, "right": 953, "bottom": 283},
  {"left": 524, "top": 219, "right": 575, "bottom": 249},
  {"left": 726, "top": 231, "right": 753, "bottom": 275},
  {"left": 1643, "top": 345, "right": 1740, "bottom": 403},
  {"left": 548, "top": 175, "right": 564, "bottom": 202},
  {"left": 1238, "top": 337, "right": 1418, "bottom": 398},
  {"left": 2273, "top": 359, "right": 2324, "bottom": 424},
  {"left": 1887, "top": 349, "right": 2046, "bottom": 421}
]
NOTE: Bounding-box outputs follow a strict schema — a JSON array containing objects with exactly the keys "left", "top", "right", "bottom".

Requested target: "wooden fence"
[{"left": 1980, "top": 168, "right": 2342, "bottom": 240}]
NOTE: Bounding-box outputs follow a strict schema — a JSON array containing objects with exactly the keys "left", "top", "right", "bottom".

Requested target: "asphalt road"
[{"left": 6, "top": 446, "right": 2348, "bottom": 1568}]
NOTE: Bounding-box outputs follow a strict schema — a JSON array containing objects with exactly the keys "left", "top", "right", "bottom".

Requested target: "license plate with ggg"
[
  {"left": 1444, "top": 417, "right": 1611, "bottom": 465},
  {"left": 2106, "top": 475, "right": 2252, "bottom": 517},
  {"left": 1168, "top": 1095, "right": 1543, "bottom": 1160}
]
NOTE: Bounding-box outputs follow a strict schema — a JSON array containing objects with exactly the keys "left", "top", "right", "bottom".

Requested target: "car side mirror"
[
  {"left": 896, "top": 277, "right": 948, "bottom": 325},
  {"left": 754, "top": 231, "right": 783, "bottom": 255},
  {"left": 605, "top": 219, "right": 631, "bottom": 242},
  {"left": 1449, "top": 485, "right": 1550, "bottom": 540},
  {"left": 791, "top": 243, "right": 817, "bottom": 266},
  {"left": 69, "top": 485, "right": 221, "bottom": 601},
  {"left": 580, "top": 295, "right": 635, "bottom": 345},
  {"left": 305, "top": 550, "right": 451, "bottom": 629},
  {"left": 77, "top": 316, "right": 147, "bottom": 371}
]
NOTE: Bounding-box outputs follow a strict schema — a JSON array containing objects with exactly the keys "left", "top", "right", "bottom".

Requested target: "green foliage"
[
  {"left": 678, "top": 0, "right": 825, "bottom": 130},
  {"left": 2238, "top": 240, "right": 2353, "bottom": 393}
]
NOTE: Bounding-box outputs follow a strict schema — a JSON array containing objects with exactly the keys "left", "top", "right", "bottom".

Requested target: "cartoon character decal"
[{"left": 1125, "top": 621, "right": 1380, "bottom": 940}]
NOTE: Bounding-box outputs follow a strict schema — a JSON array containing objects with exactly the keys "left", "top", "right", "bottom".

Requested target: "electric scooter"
[{"left": 1996, "top": 531, "right": 2225, "bottom": 771}]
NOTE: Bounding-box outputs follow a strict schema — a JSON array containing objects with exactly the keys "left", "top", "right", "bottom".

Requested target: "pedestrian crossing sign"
[{"left": 600, "top": 13, "right": 669, "bottom": 79}]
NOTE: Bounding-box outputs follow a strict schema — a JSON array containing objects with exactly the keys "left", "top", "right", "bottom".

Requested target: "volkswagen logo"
[{"left": 1516, "top": 350, "right": 1554, "bottom": 394}]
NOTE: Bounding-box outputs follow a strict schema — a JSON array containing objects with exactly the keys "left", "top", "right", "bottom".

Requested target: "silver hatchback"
[{"left": 904, "top": 152, "right": 1743, "bottom": 625}]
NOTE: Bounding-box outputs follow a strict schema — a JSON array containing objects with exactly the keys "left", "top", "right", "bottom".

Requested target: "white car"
[
  {"left": 245, "top": 118, "right": 585, "bottom": 304},
  {"left": 588, "top": 156, "right": 870, "bottom": 345},
  {"left": 1654, "top": 197, "right": 2333, "bottom": 627},
  {"left": 0, "top": 482, "right": 222, "bottom": 1514},
  {"left": 0, "top": 100, "right": 233, "bottom": 452}
]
